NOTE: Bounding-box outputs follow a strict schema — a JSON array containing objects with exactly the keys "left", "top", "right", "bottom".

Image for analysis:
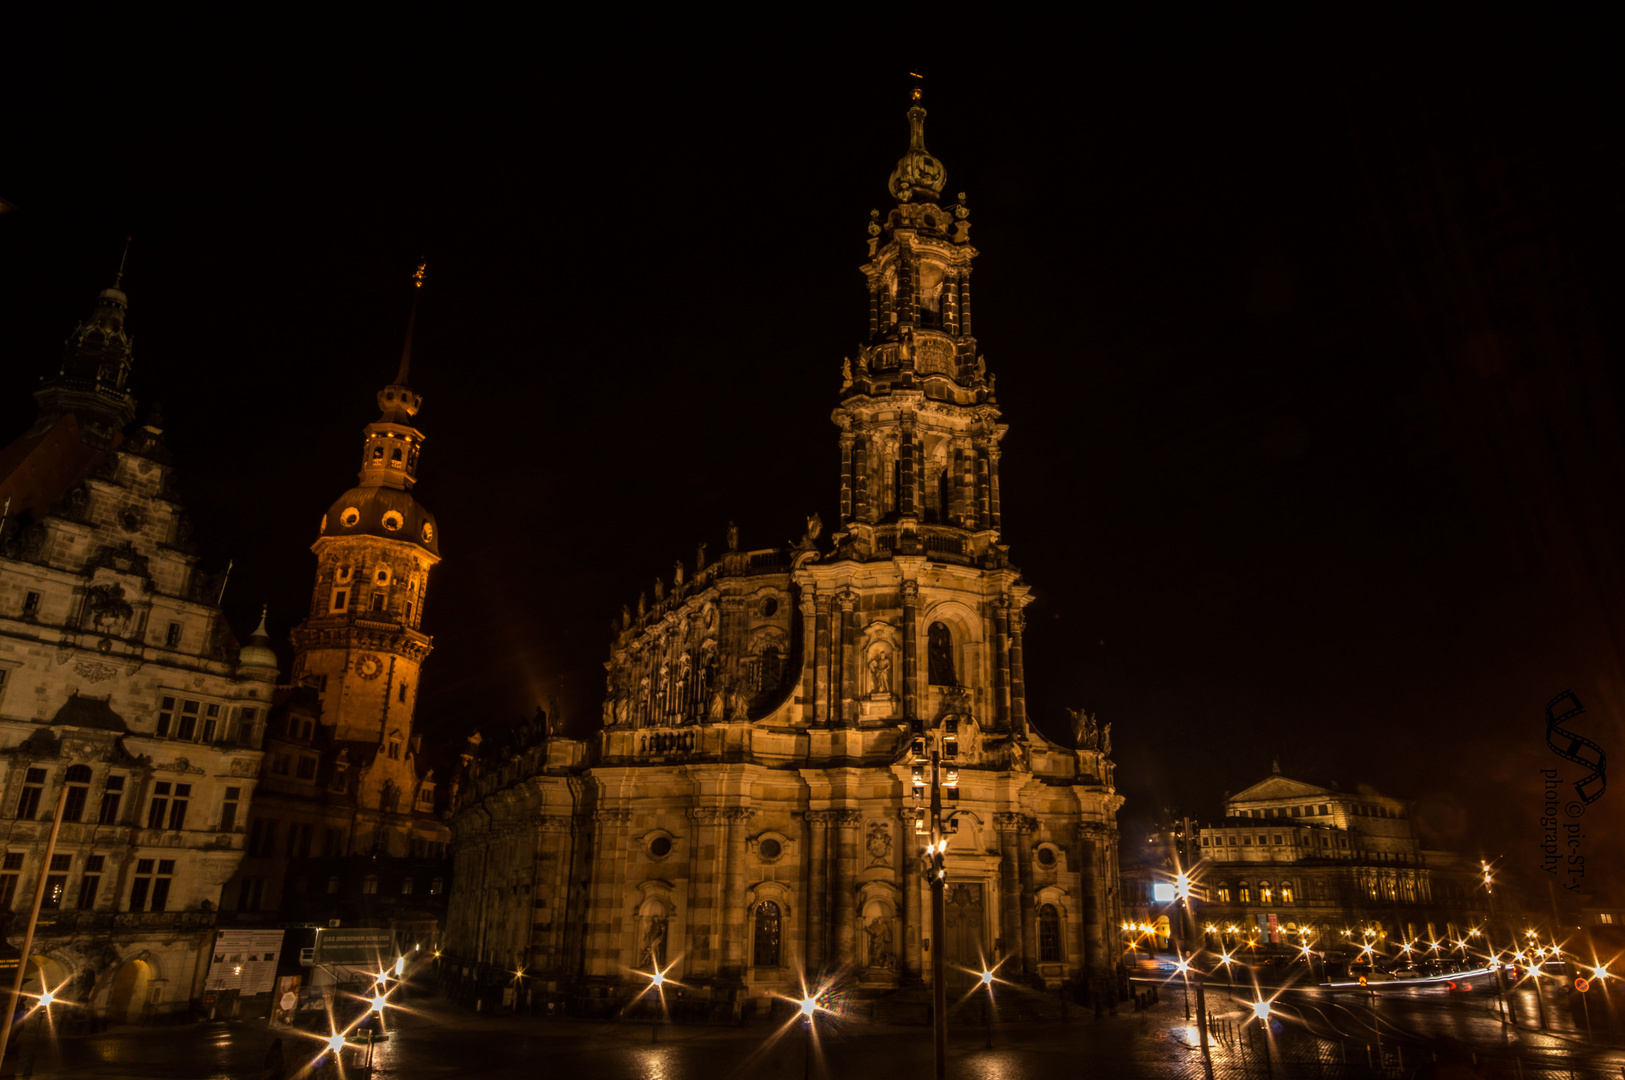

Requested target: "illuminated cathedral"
[{"left": 443, "top": 97, "right": 1125, "bottom": 1014}]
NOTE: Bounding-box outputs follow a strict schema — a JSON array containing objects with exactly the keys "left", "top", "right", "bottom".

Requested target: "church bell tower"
[{"left": 290, "top": 303, "right": 441, "bottom": 746}]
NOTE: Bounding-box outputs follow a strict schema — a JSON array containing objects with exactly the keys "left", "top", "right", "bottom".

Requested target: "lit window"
[
  {"left": 1239, "top": 882, "right": 1252, "bottom": 904},
  {"left": 1216, "top": 882, "right": 1231, "bottom": 903},
  {"left": 1280, "top": 881, "right": 1294, "bottom": 903},
  {"left": 1259, "top": 881, "right": 1273, "bottom": 903}
]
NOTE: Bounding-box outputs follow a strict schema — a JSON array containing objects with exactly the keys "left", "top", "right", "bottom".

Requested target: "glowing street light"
[
  {"left": 651, "top": 970, "right": 666, "bottom": 989},
  {"left": 979, "top": 969, "right": 995, "bottom": 987},
  {"left": 395, "top": 956, "right": 405, "bottom": 977},
  {"left": 1252, "top": 999, "right": 1272, "bottom": 1021},
  {"left": 36, "top": 990, "right": 53, "bottom": 1009}
]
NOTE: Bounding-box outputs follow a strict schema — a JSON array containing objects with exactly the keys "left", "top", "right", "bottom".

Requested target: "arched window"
[
  {"left": 1259, "top": 881, "right": 1273, "bottom": 904},
  {"left": 1039, "top": 904, "right": 1061, "bottom": 962},
  {"left": 753, "top": 901, "right": 781, "bottom": 967},
  {"left": 1280, "top": 881, "right": 1295, "bottom": 904},
  {"left": 63, "top": 765, "right": 92, "bottom": 824},
  {"left": 1216, "top": 882, "right": 1231, "bottom": 904},
  {"left": 927, "top": 622, "right": 956, "bottom": 685},
  {"left": 391, "top": 447, "right": 403, "bottom": 463},
  {"left": 1238, "top": 882, "right": 1252, "bottom": 904}
]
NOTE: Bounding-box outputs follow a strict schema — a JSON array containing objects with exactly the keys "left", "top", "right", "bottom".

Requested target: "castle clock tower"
[{"left": 290, "top": 331, "right": 441, "bottom": 746}]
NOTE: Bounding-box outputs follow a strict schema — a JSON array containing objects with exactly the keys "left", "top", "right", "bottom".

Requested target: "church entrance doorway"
[{"left": 942, "top": 882, "right": 986, "bottom": 989}]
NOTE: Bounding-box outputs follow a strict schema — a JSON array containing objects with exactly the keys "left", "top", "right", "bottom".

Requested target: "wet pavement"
[{"left": 6, "top": 982, "right": 1622, "bottom": 1079}]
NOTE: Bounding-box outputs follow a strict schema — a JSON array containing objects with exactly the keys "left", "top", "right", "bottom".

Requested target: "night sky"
[{"left": 4, "top": 17, "right": 1621, "bottom": 901}]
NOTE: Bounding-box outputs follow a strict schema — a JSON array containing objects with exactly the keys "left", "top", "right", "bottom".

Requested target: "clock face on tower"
[{"left": 356, "top": 653, "right": 384, "bottom": 679}]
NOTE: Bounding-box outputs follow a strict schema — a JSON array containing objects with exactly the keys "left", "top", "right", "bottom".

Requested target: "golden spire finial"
[
  {"left": 396, "top": 259, "right": 425, "bottom": 385},
  {"left": 114, "top": 235, "right": 132, "bottom": 288},
  {"left": 909, "top": 71, "right": 924, "bottom": 103}
]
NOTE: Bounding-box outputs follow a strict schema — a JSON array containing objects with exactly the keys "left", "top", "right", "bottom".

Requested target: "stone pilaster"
[
  {"left": 833, "top": 809, "right": 861, "bottom": 967},
  {"left": 805, "top": 810, "right": 831, "bottom": 971},
  {"left": 839, "top": 592, "right": 858, "bottom": 728},
  {"left": 839, "top": 435, "right": 854, "bottom": 522},
  {"left": 900, "top": 807, "right": 923, "bottom": 984},
  {"left": 685, "top": 806, "right": 723, "bottom": 976},
  {"left": 1009, "top": 609, "right": 1028, "bottom": 734},
  {"left": 798, "top": 588, "right": 818, "bottom": 717},
  {"left": 988, "top": 445, "right": 1002, "bottom": 530},
  {"left": 720, "top": 807, "right": 754, "bottom": 979},
  {"left": 1017, "top": 817, "right": 1037, "bottom": 978},
  {"left": 899, "top": 415, "right": 917, "bottom": 518},
  {"left": 996, "top": 812, "right": 1025, "bottom": 973},
  {"left": 975, "top": 444, "right": 991, "bottom": 529},
  {"left": 813, "top": 596, "right": 833, "bottom": 725},
  {"left": 853, "top": 437, "right": 870, "bottom": 521},
  {"left": 993, "top": 599, "right": 1011, "bottom": 731},
  {"left": 901, "top": 581, "right": 919, "bottom": 722},
  {"left": 587, "top": 808, "right": 632, "bottom": 978}
]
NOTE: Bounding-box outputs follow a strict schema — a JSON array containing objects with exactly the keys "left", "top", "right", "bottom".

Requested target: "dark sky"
[{"left": 4, "top": 16, "right": 1621, "bottom": 902}]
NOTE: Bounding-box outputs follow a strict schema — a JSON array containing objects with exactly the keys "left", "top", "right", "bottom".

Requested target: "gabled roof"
[
  {"left": 49, "top": 694, "right": 130, "bottom": 733},
  {"left": 1228, "top": 774, "right": 1335, "bottom": 804}
]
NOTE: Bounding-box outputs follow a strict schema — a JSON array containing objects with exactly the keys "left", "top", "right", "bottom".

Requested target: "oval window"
[
  {"left": 759, "top": 838, "right": 782, "bottom": 860},
  {"left": 1037, "top": 847, "right": 1057, "bottom": 867},
  {"left": 381, "top": 511, "right": 404, "bottom": 532},
  {"left": 422, "top": 522, "right": 435, "bottom": 543},
  {"left": 649, "top": 836, "right": 672, "bottom": 858},
  {"left": 760, "top": 597, "right": 778, "bottom": 617},
  {"left": 341, "top": 508, "right": 361, "bottom": 528}
]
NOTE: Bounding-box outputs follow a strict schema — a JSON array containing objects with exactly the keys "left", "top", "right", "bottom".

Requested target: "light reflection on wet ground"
[{"left": 12, "top": 987, "right": 1623, "bottom": 1079}]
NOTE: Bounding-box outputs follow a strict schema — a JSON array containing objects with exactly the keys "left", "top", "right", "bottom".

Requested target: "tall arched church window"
[
  {"left": 927, "top": 622, "right": 955, "bottom": 685},
  {"left": 753, "top": 901, "right": 781, "bottom": 967},
  {"left": 1038, "top": 904, "right": 1061, "bottom": 962},
  {"left": 1238, "top": 881, "right": 1252, "bottom": 904}
]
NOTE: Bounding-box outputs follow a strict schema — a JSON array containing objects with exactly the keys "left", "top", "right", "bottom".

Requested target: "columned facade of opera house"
[{"left": 443, "top": 99, "right": 1125, "bottom": 1012}]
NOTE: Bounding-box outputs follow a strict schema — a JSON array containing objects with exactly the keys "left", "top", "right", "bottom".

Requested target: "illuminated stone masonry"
[
  {"left": 218, "top": 327, "right": 453, "bottom": 947},
  {"left": 0, "top": 278, "right": 272, "bottom": 1021},
  {"left": 444, "top": 99, "right": 1126, "bottom": 1014}
]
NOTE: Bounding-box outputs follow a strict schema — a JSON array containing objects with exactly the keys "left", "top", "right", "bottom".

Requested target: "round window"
[
  {"left": 1037, "top": 847, "right": 1057, "bottom": 867},
  {"left": 340, "top": 507, "right": 361, "bottom": 528},
  {"left": 381, "top": 511, "right": 404, "bottom": 532},
  {"left": 760, "top": 597, "right": 778, "bottom": 617},
  {"left": 649, "top": 836, "right": 672, "bottom": 858},
  {"left": 759, "top": 838, "right": 782, "bottom": 860}
]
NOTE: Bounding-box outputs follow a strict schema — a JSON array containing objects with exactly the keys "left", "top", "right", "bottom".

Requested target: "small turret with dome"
[{"left": 237, "top": 605, "right": 280, "bottom": 669}]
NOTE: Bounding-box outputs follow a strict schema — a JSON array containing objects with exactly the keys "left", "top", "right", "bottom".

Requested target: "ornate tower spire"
[
  {"left": 292, "top": 265, "right": 441, "bottom": 744},
  {"left": 33, "top": 238, "right": 140, "bottom": 447},
  {"left": 833, "top": 93, "right": 1003, "bottom": 560}
]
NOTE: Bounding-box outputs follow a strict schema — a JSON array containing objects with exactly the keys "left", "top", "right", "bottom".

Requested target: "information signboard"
[
  {"left": 313, "top": 928, "right": 396, "bottom": 966},
  {"left": 204, "top": 929, "right": 285, "bottom": 994}
]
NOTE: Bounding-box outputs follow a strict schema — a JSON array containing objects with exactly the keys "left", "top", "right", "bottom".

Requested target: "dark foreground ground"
[{"left": 5, "top": 979, "right": 1623, "bottom": 1079}]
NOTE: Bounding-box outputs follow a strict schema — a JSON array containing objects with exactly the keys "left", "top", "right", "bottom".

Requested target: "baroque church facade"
[
  {"left": 444, "top": 100, "right": 1125, "bottom": 1010},
  {"left": 0, "top": 273, "right": 272, "bottom": 1021}
]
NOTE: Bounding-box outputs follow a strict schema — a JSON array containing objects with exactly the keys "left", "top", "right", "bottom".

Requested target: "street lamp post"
[{"left": 910, "top": 711, "right": 960, "bottom": 1080}]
